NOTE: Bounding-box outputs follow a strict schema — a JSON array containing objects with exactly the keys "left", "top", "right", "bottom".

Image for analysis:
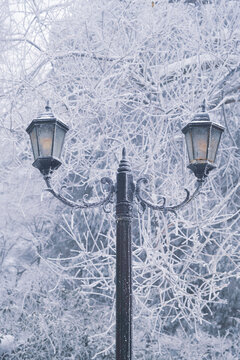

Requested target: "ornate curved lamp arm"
[
  {"left": 135, "top": 177, "right": 203, "bottom": 214},
  {"left": 43, "top": 175, "right": 115, "bottom": 212}
]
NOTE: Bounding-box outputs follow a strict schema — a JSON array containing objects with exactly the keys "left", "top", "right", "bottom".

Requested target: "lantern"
[
  {"left": 26, "top": 103, "right": 69, "bottom": 175},
  {"left": 182, "top": 111, "right": 224, "bottom": 181}
]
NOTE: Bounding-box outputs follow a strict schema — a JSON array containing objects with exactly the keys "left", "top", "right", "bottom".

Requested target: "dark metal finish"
[
  {"left": 26, "top": 103, "right": 69, "bottom": 176},
  {"left": 181, "top": 111, "right": 224, "bottom": 181},
  {"left": 43, "top": 175, "right": 115, "bottom": 212},
  {"left": 187, "top": 162, "right": 215, "bottom": 181},
  {"left": 136, "top": 177, "right": 203, "bottom": 215},
  {"left": 116, "top": 148, "right": 134, "bottom": 360},
  {"left": 26, "top": 103, "right": 69, "bottom": 134},
  {"left": 33, "top": 157, "right": 62, "bottom": 176}
]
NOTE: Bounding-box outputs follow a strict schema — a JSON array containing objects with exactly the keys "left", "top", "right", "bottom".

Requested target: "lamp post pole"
[
  {"left": 26, "top": 104, "right": 224, "bottom": 360},
  {"left": 116, "top": 148, "right": 134, "bottom": 360}
]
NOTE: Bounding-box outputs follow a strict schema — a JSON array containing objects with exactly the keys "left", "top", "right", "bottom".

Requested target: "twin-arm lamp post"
[{"left": 26, "top": 103, "right": 224, "bottom": 360}]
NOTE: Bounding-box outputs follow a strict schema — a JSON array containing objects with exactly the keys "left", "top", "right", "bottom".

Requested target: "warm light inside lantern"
[
  {"left": 182, "top": 112, "right": 224, "bottom": 181},
  {"left": 26, "top": 104, "right": 69, "bottom": 175},
  {"left": 38, "top": 124, "right": 54, "bottom": 157}
]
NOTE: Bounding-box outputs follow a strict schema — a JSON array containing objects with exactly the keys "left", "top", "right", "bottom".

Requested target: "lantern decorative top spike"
[
  {"left": 45, "top": 100, "right": 51, "bottom": 112},
  {"left": 201, "top": 99, "right": 206, "bottom": 113}
]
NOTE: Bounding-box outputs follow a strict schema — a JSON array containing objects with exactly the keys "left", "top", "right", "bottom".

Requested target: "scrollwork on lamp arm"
[
  {"left": 43, "top": 175, "right": 115, "bottom": 213},
  {"left": 135, "top": 177, "right": 203, "bottom": 215}
]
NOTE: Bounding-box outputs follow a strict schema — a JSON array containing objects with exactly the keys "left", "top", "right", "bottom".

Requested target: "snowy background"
[{"left": 0, "top": 0, "right": 239, "bottom": 359}]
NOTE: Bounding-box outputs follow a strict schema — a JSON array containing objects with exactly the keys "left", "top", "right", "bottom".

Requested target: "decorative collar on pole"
[{"left": 118, "top": 147, "right": 131, "bottom": 172}]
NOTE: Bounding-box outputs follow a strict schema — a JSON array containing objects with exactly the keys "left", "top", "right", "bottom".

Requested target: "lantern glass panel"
[
  {"left": 208, "top": 126, "right": 222, "bottom": 163},
  {"left": 38, "top": 123, "right": 54, "bottom": 157},
  {"left": 53, "top": 125, "right": 67, "bottom": 159},
  {"left": 185, "top": 130, "right": 194, "bottom": 162},
  {"left": 29, "top": 127, "right": 39, "bottom": 160},
  {"left": 192, "top": 125, "right": 209, "bottom": 161}
]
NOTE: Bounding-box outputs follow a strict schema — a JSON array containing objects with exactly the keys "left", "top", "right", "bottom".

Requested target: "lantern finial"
[
  {"left": 45, "top": 100, "right": 51, "bottom": 112},
  {"left": 201, "top": 99, "right": 206, "bottom": 113}
]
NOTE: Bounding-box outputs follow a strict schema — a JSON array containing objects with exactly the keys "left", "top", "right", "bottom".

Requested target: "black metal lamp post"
[{"left": 26, "top": 104, "right": 224, "bottom": 360}]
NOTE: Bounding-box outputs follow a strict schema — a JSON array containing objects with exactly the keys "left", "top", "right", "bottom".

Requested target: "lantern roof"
[
  {"left": 182, "top": 111, "right": 224, "bottom": 134},
  {"left": 26, "top": 102, "right": 69, "bottom": 134}
]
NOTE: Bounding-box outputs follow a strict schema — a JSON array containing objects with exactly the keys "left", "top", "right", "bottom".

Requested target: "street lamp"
[
  {"left": 26, "top": 102, "right": 69, "bottom": 175},
  {"left": 26, "top": 104, "right": 224, "bottom": 360},
  {"left": 182, "top": 110, "right": 224, "bottom": 182}
]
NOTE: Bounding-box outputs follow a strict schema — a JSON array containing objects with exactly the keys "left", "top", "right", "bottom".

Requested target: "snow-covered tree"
[{"left": 0, "top": 0, "right": 239, "bottom": 358}]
